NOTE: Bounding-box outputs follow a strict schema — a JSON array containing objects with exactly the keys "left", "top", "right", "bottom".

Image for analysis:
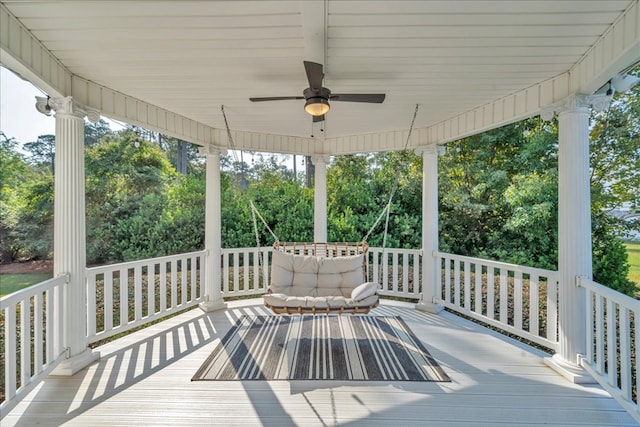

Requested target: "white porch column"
[
  {"left": 541, "top": 94, "right": 609, "bottom": 383},
  {"left": 199, "top": 145, "right": 226, "bottom": 312},
  {"left": 312, "top": 155, "right": 330, "bottom": 242},
  {"left": 416, "top": 144, "right": 444, "bottom": 314},
  {"left": 36, "top": 96, "right": 100, "bottom": 375}
]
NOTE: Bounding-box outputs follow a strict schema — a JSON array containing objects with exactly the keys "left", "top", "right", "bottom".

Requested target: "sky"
[{"left": 0, "top": 66, "right": 56, "bottom": 144}]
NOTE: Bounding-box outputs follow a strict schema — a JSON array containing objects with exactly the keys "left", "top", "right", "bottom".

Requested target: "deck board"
[{"left": 3, "top": 299, "right": 636, "bottom": 426}]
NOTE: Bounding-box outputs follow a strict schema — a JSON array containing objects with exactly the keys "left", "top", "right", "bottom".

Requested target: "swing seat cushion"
[{"left": 264, "top": 250, "right": 379, "bottom": 313}]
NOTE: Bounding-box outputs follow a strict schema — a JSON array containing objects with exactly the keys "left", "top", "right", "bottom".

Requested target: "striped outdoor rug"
[{"left": 192, "top": 315, "right": 450, "bottom": 382}]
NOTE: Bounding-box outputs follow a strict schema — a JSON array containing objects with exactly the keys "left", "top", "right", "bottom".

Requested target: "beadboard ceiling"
[{"left": 1, "top": 0, "right": 636, "bottom": 140}]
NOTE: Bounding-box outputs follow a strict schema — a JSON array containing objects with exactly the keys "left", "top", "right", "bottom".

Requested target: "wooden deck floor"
[{"left": 3, "top": 299, "right": 636, "bottom": 426}]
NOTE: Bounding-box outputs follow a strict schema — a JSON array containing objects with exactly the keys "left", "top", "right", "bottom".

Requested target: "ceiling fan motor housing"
[{"left": 304, "top": 87, "right": 331, "bottom": 116}]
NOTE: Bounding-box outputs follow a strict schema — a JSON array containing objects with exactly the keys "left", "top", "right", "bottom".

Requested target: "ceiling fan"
[{"left": 249, "top": 61, "right": 385, "bottom": 122}]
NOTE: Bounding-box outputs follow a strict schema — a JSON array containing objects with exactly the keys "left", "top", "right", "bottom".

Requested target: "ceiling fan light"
[{"left": 304, "top": 98, "right": 330, "bottom": 116}]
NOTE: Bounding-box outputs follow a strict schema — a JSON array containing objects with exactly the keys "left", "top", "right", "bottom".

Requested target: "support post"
[
  {"left": 36, "top": 96, "right": 100, "bottom": 375},
  {"left": 199, "top": 145, "right": 226, "bottom": 312},
  {"left": 312, "top": 155, "right": 330, "bottom": 243},
  {"left": 416, "top": 144, "right": 444, "bottom": 314},
  {"left": 540, "top": 94, "right": 609, "bottom": 383}
]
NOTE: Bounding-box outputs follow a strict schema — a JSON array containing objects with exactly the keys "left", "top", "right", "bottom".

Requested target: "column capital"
[
  {"left": 310, "top": 154, "right": 331, "bottom": 164},
  {"left": 540, "top": 93, "right": 610, "bottom": 121},
  {"left": 35, "top": 96, "right": 100, "bottom": 122},
  {"left": 415, "top": 144, "right": 446, "bottom": 156},
  {"left": 198, "top": 144, "right": 226, "bottom": 156}
]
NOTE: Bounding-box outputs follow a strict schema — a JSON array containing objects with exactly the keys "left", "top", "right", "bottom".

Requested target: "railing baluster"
[
  {"left": 20, "top": 299, "right": 31, "bottom": 388},
  {"left": 55, "top": 283, "right": 63, "bottom": 355},
  {"left": 181, "top": 258, "right": 187, "bottom": 305},
  {"left": 606, "top": 298, "right": 617, "bottom": 387},
  {"left": 148, "top": 262, "right": 155, "bottom": 316},
  {"left": 104, "top": 272, "right": 113, "bottom": 332},
  {"left": 487, "top": 267, "right": 495, "bottom": 319},
  {"left": 585, "top": 287, "right": 594, "bottom": 363},
  {"left": 233, "top": 252, "right": 240, "bottom": 294},
  {"left": 474, "top": 264, "right": 482, "bottom": 315},
  {"left": 171, "top": 260, "right": 177, "bottom": 309},
  {"left": 5, "top": 305, "right": 17, "bottom": 406},
  {"left": 253, "top": 249, "right": 260, "bottom": 291},
  {"left": 514, "top": 271, "right": 523, "bottom": 330},
  {"left": 454, "top": 260, "right": 461, "bottom": 306},
  {"left": 87, "top": 272, "right": 97, "bottom": 337},
  {"left": 464, "top": 260, "right": 471, "bottom": 310},
  {"left": 547, "top": 277, "right": 558, "bottom": 343},
  {"left": 135, "top": 265, "right": 142, "bottom": 320},
  {"left": 392, "top": 252, "right": 398, "bottom": 294},
  {"left": 619, "top": 307, "right": 631, "bottom": 402},
  {"left": 223, "top": 251, "right": 230, "bottom": 294},
  {"left": 190, "top": 256, "right": 197, "bottom": 302},
  {"left": 160, "top": 262, "right": 167, "bottom": 311},
  {"left": 46, "top": 288, "right": 54, "bottom": 363},
  {"left": 445, "top": 257, "right": 451, "bottom": 303},
  {"left": 595, "top": 294, "right": 605, "bottom": 375},
  {"left": 530, "top": 275, "right": 539, "bottom": 335},
  {"left": 382, "top": 252, "right": 389, "bottom": 292},
  {"left": 499, "top": 268, "right": 508, "bottom": 324},
  {"left": 120, "top": 268, "right": 129, "bottom": 326},
  {"left": 402, "top": 252, "right": 409, "bottom": 294},
  {"left": 34, "top": 292, "right": 43, "bottom": 374},
  {"left": 633, "top": 311, "right": 640, "bottom": 418}
]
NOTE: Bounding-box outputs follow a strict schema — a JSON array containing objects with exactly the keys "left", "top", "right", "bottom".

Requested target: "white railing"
[
  {"left": 368, "top": 247, "right": 422, "bottom": 300},
  {"left": 222, "top": 247, "right": 271, "bottom": 298},
  {"left": 579, "top": 277, "right": 639, "bottom": 423},
  {"left": 0, "top": 274, "right": 67, "bottom": 415},
  {"left": 434, "top": 252, "right": 560, "bottom": 351},
  {"left": 86, "top": 250, "right": 206, "bottom": 344}
]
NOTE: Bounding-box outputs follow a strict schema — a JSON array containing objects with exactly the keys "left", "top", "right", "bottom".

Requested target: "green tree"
[
  {"left": 85, "top": 133, "right": 178, "bottom": 263},
  {"left": 0, "top": 133, "right": 36, "bottom": 262},
  {"left": 24, "top": 134, "right": 55, "bottom": 174}
]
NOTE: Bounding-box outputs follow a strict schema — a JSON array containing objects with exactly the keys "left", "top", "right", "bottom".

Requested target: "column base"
[
  {"left": 199, "top": 299, "right": 227, "bottom": 313},
  {"left": 415, "top": 298, "right": 444, "bottom": 314},
  {"left": 544, "top": 354, "right": 595, "bottom": 384},
  {"left": 50, "top": 348, "right": 100, "bottom": 376}
]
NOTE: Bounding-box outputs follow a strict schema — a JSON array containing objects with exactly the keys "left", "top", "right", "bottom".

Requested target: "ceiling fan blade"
[
  {"left": 250, "top": 96, "right": 304, "bottom": 102},
  {"left": 312, "top": 114, "right": 325, "bottom": 123},
  {"left": 330, "top": 93, "right": 386, "bottom": 103},
  {"left": 303, "top": 61, "right": 324, "bottom": 91}
]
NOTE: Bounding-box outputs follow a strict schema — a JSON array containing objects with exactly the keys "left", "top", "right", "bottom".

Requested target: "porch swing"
[{"left": 221, "top": 104, "right": 419, "bottom": 314}]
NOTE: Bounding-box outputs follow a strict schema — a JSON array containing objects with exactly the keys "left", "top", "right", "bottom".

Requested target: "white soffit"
[{"left": 1, "top": 0, "right": 638, "bottom": 151}]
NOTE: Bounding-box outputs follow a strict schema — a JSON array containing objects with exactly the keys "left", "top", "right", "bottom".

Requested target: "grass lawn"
[
  {"left": 625, "top": 241, "right": 640, "bottom": 290},
  {"left": 0, "top": 274, "right": 53, "bottom": 297}
]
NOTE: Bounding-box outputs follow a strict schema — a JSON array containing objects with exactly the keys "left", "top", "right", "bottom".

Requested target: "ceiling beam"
[{"left": 300, "top": 0, "right": 326, "bottom": 65}]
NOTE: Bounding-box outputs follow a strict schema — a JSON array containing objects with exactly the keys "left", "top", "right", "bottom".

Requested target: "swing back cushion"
[{"left": 264, "top": 250, "right": 379, "bottom": 313}]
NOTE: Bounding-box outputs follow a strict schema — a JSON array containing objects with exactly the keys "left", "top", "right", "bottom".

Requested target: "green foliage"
[
  {"left": 592, "top": 212, "right": 636, "bottom": 295},
  {"left": 23, "top": 134, "right": 56, "bottom": 174}
]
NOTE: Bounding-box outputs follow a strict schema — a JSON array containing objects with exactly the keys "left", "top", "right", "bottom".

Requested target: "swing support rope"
[
  {"left": 361, "top": 104, "right": 420, "bottom": 244},
  {"left": 221, "top": 105, "right": 280, "bottom": 284}
]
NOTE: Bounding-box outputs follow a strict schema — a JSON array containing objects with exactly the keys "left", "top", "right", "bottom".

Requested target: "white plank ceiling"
[{"left": 1, "top": 0, "right": 636, "bottom": 140}]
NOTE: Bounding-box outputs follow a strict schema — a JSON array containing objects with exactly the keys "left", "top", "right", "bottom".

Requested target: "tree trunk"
[{"left": 305, "top": 155, "right": 315, "bottom": 188}]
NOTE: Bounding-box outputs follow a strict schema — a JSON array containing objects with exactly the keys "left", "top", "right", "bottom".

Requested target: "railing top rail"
[
  {"left": 86, "top": 250, "right": 207, "bottom": 275},
  {"left": 434, "top": 251, "right": 558, "bottom": 279},
  {"left": 578, "top": 277, "right": 640, "bottom": 311},
  {"left": 0, "top": 273, "right": 68, "bottom": 309},
  {"left": 222, "top": 246, "right": 274, "bottom": 253},
  {"left": 368, "top": 247, "right": 422, "bottom": 255}
]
